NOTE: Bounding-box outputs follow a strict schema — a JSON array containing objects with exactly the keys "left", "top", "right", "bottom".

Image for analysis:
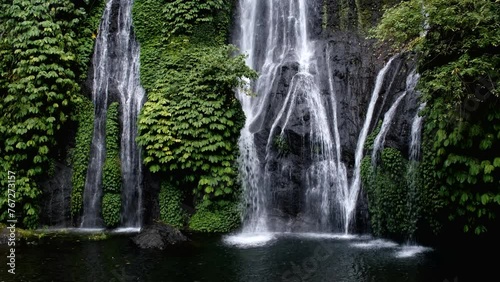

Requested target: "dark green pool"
[{"left": 0, "top": 231, "right": 495, "bottom": 282}]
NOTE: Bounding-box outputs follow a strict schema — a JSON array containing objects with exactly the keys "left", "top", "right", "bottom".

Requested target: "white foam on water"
[
  {"left": 74, "top": 228, "right": 106, "bottom": 233},
  {"left": 351, "top": 239, "right": 399, "bottom": 249},
  {"left": 112, "top": 227, "right": 141, "bottom": 234},
  {"left": 287, "top": 232, "right": 359, "bottom": 240},
  {"left": 395, "top": 245, "right": 431, "bottom": 258},
  {"left": 223, "top": 233, "right": 277, "bottom": 248}
]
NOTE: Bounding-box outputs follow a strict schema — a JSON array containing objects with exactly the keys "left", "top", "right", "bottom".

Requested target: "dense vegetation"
[
  {"left": 134, "top": 0, "right": 256, "bottom": 232},
  {"left": 0, "top": 0, "right": 103, "bottom": 228},
  {"left": 70, "top": 98, "right": 94, "bottom": 218},
  {"left": 372, "top": 0, "right": 500, "bottom": 235},
  {"left": 1, "top": 0, "right": 498, "bottom": 240},
  {"left": 101, "top": 102, "right": 121, "bottom": 227}
]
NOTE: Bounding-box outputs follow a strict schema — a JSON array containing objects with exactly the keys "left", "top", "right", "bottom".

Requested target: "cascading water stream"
[
  {"left": 237, "top": 0, "right": 338, "bottom": 233},
  {"left": 406, "top": 101, "right": 426, "bottom": 240},
  {"left": 81, "top": 0, "right": 144, "bottom": 228},
  {"left": 81, "top": 0, "right": 113, "bottom": 228},
  {"left": 234, "top": 0, "right": 414, "bottom": 237},
  {"left": 344, "top": 56, "right": 397, "bottom": 232},
  {"left": 371, "top": 92, "right": 407, "bottom": 164},
  {"left": 235, "top": 0, "right": 409, "bottom": 236},
  {"left": 116, "top": 0, "right": 145, "bottom": 228},
  {"left": 371, "top": 70, "right": 419, "bottom": 165},
  {"left": 409, "top": 102, "right": 426, "bottom": 162}
]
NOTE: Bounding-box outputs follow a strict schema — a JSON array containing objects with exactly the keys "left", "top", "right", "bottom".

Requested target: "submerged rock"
[{"left": 132, "top": 222, "right": 187, "bottom": 250}]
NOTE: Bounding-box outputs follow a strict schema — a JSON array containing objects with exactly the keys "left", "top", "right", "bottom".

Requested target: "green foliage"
[
  {"left": 364, "top": 121, "right": 382, "bottom": 152},
  {"left": 132, "top": 0, "right": 166, "bottom": 44},
  {"left": 370, "top": 0, "right": 425, "bottom": 51},
  {"left": 159, "top": 182, "right": 187, "bottom": 229},
  {"left": 162, "top": 0, "right": 227, "bottom": 37},
  {"left": 102, "top": 156, "right": 121, "bottom": 194},
  {"left": 362, "top": 143, "right": 443, "bottom": 238},
  {"left": 136, "top": 45, "right": 256, "bottom": 202},
  {"left": 423, "top": 100, "right": 500, "bottom": 234},
  {"left": 189, "top": 201, "right": 240, "bottom": 233},
  {"left": 133, "top": 0, "right": 230, "bottom": 43},
  {"left": 101, "top": 193, "right": 121, "bottom": 228},
  {"left": 273, "top": 134, "right": 291, "bottom": 156},
  {"left": 70, "top": 98, "right": 94, "bottom": 217},
  {"left": 374, "top": 0, "right": 500, "bottom": 234},
  {"left": 101, "top": 102, "right": 122, "bottom": 228},
  {"left": 0, "top": 0, "right": 85, "bottom": 228},
  {"left": 73, "top": 0, "right": 106, "bottom": 81},
  {"left": 102, "top": 103, "right": 121, "bottom": 194},
  {"left": 362, "top": 149, "right": 410, "bottom": 237},
  {"left": 133, "top": 0, "right": 253, "bottom": 229}
]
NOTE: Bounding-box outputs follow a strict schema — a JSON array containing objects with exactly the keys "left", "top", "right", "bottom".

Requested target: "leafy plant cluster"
[
  {"left": 361, "top": 148, "right": 413, "bottom": 238},
  {"left": 73, "top": 0, "right": 106, "bottom": 81},
  {"left": 273, "top": 134, "right": 291, "bottom": 156},
  {"left": 162, "top": 0, "right": 227, "bottom": 37},
  {"left": 137, "top": 45, "right": 255, "bottom": 201},
  {"left": 133, "top": 0, "right": 255, "bottom": 231},
  {"left": 0, "top": 0, "right": 87, "bottom": 228},
  {"left": 70, "top": 98, "right": 94, "bottom": 217},
  {"left": 101, "top": 102, "right": 122, "bottom": 227},
  {"left": 159, "top": 182, "right": 187, "bottom": 229},
  {"left": 373, "top": 0, "right": 500, "bottom": 234},
  {"left": 188, "top": 200, "right": 240, "bottom": 233}
]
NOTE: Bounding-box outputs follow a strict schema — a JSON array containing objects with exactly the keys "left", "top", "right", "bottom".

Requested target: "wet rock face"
[
  {"left": 320, "top": 32, "right": 379, "bottom": 157},
  {"left": 40, "top": 161, "right": 73, "bottom": 227},
  {"left": 248, "top": 29, "right": 418, "bottom": 231}
]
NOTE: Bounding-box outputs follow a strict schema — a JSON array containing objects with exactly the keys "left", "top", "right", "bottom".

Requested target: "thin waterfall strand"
[{"left": 345, "top": 56, "right": 397, "bottom": 233}]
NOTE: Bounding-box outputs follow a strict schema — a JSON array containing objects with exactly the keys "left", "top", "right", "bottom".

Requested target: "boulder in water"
[{"left": 132, "top": 222, "right": 187, "bottom": 250}]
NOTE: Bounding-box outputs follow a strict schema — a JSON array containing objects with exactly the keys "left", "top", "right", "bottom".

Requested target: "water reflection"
[{"left": 0, "top": 233, "right": 483, "bottom": 282}]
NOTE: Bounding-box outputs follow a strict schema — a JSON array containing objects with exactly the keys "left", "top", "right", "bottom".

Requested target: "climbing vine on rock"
[
  {"left": 0, "top": 0, "right": 84, "bottom": 228},
  {"left": 101, "top": 102, "right": 122, "bottom": 228},
  {"left": 70, "top": 98, "right": 94, "bottom": 218},
  {"left": 189, "top": 200, "right": 240, "bottom": 233},
  {"left": 361, "top": 149, "right": 412, "bottom": 238},
  {"left": 159, "top": 182, "right": 187, "bottom": 229},
  {"left": 162, "top": 0, "right": 227, "bottom": 37},
  {"left": 134, "top": 0, "right": 255, "bottom": 231},
  {"left": 137, "top": 45, "right": 256, "bottom": 202},
  {"left": 373, "top": 0, "right": 500, "bottom": 234}
]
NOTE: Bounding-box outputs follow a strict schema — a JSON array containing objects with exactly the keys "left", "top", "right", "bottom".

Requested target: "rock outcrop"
[{"left": 132, "top": 222, "right": 187, "bottom": 250}]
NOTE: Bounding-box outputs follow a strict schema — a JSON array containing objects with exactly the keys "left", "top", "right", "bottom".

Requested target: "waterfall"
[
  {"left": 81, "top": 0, "right": 145, "bottom": 228},
  {"left": 237, "top": 0, "right": 338, "bottom": 232},
  {"left": 409, "top": 102, "right": 426, "bottom": 162},
  {"left": 406, "top": 101, "right": 425, "bottom": 240},
  {"left": 345, "top": 56, "right": 397, "bottom": 232},
  {"left": 81, "top": 0, "right": 112, "bottom": 227},
  {"left": 235, "top": 0, "right": 412, "bottom": 235},
  {"left": 371, "top": 70, "right": 420, "bottom": 165},
  {"left": 326, "top": 45, "right": 349, "bottom": 232},
  {"left": 236, "top": 0, "right": 267, "bottom": 233}
]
